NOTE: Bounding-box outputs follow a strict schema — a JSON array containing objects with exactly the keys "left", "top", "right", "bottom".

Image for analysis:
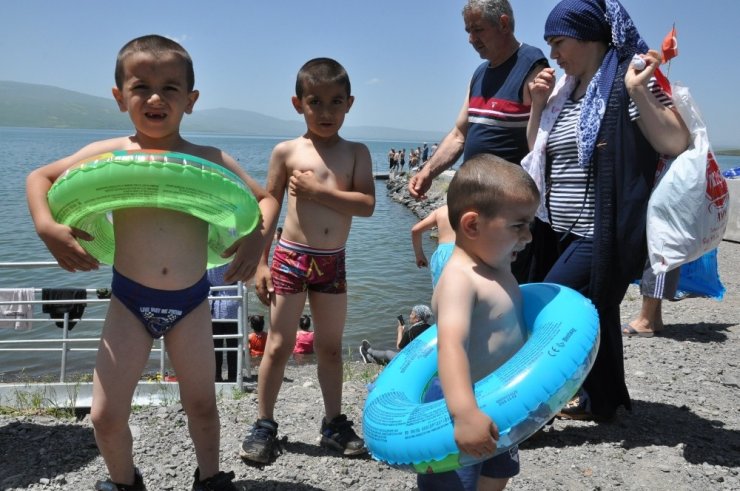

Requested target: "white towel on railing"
[{"left": 0, "top": 288, "right": 35, "bottom": 330}]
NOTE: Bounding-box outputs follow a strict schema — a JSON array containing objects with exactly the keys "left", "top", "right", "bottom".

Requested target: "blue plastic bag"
[{"left": 676, "top": 249, "right": 725, "bottom": 300}]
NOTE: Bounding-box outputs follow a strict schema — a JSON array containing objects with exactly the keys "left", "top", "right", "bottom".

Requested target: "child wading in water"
[
  {"left": 411, "top": 204, "right": 456, "bottom": 288},
  {"left": 240, "top": 58, "right": 375, "bottom": 464},
  {"left": 417, "top": 154, "right": 539, "bottom": 491},
  {"left": 26, "top": 35, "right": 278, "bottom": 491}
]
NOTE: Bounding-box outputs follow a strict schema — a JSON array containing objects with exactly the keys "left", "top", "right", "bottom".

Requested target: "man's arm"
[
  {"left": 408, "top": 90, "right": 470, "bottom": 200},
  {"left": 289, "top": 143, "right": 375, "bottom": 217}
]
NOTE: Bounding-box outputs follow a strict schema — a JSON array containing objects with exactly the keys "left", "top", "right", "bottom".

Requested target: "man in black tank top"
[{"left": 408, "top": 0, "right": 547, "bottom": 284}]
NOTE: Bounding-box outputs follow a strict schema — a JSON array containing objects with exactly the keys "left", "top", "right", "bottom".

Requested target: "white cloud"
[{"left": 366, "top": 78, "right": 381, "bottom": 85}]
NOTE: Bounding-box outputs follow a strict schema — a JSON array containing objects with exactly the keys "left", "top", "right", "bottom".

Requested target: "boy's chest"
[{"left": 288, "top": 155, "right": 355, "bottom": 189}]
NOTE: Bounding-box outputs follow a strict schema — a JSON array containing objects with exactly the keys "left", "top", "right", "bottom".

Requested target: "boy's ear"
[
  {"left": 459, "top": 211, "right": 480, "bottom": 239},
  {"left": 345, "top": 95, "right": 355, "bottom": 113},
  {"left": 112, "top": 87, "right": 127, "bottom": 112},
  {"left": 185, "top": 90, "right": 200, "bottom": 114},
  {"left": 291, "top": 96, "right": 304, "bottom": 114}
]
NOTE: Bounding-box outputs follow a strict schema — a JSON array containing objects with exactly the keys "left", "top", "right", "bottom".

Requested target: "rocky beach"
[{"left": 1, "top": 174, "right": 738, "bottom": 490}]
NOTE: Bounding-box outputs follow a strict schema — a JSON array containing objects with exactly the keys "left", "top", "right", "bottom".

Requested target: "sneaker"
[
  {"left": 94, "top": 468, "right": 147, "bottom": 491},
  {"left": 239, "top": 418, "right": 281, "bottom": 464},
  {"left": 320, "top": 414, "right": 367, "bottom": 456},
  {"left": 192, "top": 468, "right": 237, "bottom": 491},
  {"left": 359, "top": 340, "right": 371, "bottom": 363}
]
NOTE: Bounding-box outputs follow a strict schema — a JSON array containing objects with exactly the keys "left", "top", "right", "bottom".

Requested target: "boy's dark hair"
[
  {"left": 115, "top": 34, "right": 195, "bottom": 91},
  {"left": 295, "top": 58, "right": 351, "bottom": 99},
  {"left": 299, "top": 314, "right": 311, "bottom": 331},
  {"left": 447, "top": 153, "right": 539, "bottom": 232},
  {"left": 249, "top": 314, "right": 265, "bottom": 333}
]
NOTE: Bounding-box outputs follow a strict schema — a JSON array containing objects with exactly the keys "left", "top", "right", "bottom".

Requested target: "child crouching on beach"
[
  {"left": 416, "top": 154, "right": 539, "bottom": 491},
  {"left": 26, "top": 34, "right": 278, "bottom": 491},
  {"left": 240, "top": 58, "right": 375, "bottom": 464}
]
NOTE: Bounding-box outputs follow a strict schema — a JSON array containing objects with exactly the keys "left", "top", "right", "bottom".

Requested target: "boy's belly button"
[{"left": 161, "top": 267, "right": 168, "bottom": 275}]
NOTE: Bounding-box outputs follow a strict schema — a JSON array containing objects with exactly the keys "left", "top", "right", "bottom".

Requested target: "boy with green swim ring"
[
  {"left": 417, "top": 154, "right": 539, "bottom": 491},
  {"left": 240, "top": 58, "right": 375, "bottom": 464},
  {"left": 26, "top": 34, "right": 279, "bottom": 491}
]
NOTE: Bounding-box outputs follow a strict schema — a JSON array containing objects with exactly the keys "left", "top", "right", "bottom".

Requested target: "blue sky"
[{"left": 2, "top": 0, "right": 738, "bottom": 146}]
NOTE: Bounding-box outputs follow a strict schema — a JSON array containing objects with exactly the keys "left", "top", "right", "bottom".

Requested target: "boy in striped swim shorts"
[{"left": 240, "top": 57, "right": 375, "bottom": 464}]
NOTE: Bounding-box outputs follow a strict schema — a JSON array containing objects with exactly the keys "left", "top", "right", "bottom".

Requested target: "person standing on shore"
[
  {"left": 524, "top": 0, "right": 690, "bottom": 421},
  {"left": 208, "top": 264, "right": 239, "bottom": 382},
  {"left": 240, "top": 58, "right": 375, "bottom": 464},
  {"left": 622, "top": 264, "right": 681, "bottom": 337},
  {"left": 407, "top": 0, "right": 547, "bottom": 284},
  {"left": 26, "top": 34, "right": 278, "bottom": 491}
]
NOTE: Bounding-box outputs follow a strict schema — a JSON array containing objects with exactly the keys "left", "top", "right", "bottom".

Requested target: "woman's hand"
[
  {"left": 625, "top": 49, "right": 661, "bottom": 94},
  {"left": 528, "top": 67, "right": 556, "bottom": 110}
]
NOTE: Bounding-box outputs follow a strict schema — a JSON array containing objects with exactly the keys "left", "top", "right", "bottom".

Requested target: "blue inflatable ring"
[{"left": 362, "top": 283, "right": 599, "bottom": 473}]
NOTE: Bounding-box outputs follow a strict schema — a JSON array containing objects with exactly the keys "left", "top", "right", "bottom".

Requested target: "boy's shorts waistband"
[{"left": 277, "top": 238, "right": 345, "bottom": 255}]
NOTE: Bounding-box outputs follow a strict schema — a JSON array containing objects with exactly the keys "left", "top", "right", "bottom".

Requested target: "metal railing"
[{"left": 0, "top": 261, "right": 252, "bottom": 407}]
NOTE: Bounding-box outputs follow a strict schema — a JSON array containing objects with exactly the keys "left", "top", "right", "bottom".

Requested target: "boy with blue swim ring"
[
  {"left": 27, "top": 35, "right": 279, "bottom": 491},
  {"left": 417, "top": 154, "right": 539, "bottom": 491}
]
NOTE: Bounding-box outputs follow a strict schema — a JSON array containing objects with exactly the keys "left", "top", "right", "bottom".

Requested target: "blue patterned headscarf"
[{"left": 545, "top": 0, "right": 648, "bottom": 168}]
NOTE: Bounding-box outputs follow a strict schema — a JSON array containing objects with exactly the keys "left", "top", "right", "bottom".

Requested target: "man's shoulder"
[{"left": 518, "top": 43, "right": 548, "bottom": 64}]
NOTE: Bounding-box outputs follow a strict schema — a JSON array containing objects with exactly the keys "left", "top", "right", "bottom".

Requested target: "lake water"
[
  {"left": 0, "top": 127, "right": 441, "bottom": 378},
  {"left": 1, "top": 127, "right": 739, "bottom": 379}
]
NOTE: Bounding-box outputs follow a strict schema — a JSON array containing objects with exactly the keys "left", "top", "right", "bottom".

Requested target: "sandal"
[
  {"left": 621, "top": 323, "right": 655, "bottom": 338},
  {"left": 557, "top": 391, "right": 594, "bottom": 420}
]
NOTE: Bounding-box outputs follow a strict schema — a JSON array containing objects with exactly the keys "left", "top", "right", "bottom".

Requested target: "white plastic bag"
[{"left": 647, "top": 83, "right": 729, "bottom": 274}]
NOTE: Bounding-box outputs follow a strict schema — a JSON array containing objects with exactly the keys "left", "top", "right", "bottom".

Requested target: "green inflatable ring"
[{"left": 47, "top": 150, "right": 261, "bottom": 268}]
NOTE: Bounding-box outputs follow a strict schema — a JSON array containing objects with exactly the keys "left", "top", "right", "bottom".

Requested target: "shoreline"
[{"left": 385, "top": 170, "right": 451, "bottom": 220}]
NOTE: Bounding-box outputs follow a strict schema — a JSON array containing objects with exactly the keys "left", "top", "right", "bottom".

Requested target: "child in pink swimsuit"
[{"left": 293, "top": 314, "right": 314, "bottom": 354}]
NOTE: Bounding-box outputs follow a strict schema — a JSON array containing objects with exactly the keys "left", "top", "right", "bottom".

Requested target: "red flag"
[{"left": 661, "top": 26, "right": 678, "bottom": 63}]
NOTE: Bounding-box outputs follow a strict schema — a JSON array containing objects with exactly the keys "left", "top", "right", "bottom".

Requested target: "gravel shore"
[{"left": 1, "top": 175, "right": 738, "bottom": 490}]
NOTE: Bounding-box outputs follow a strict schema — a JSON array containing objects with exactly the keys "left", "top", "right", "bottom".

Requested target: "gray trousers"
[{"left": 640, "top": 261, "right": 681, "bottom": 299}]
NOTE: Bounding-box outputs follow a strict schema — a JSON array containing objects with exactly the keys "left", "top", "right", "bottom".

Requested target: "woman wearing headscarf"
[{"left": 523, "top": 0, "right": 689, "bottom": 421}]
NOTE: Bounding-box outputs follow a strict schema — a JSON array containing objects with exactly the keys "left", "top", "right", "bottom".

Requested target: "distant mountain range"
[{"left": 0, "top": 81, "right": 445, "bottom": 142}]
